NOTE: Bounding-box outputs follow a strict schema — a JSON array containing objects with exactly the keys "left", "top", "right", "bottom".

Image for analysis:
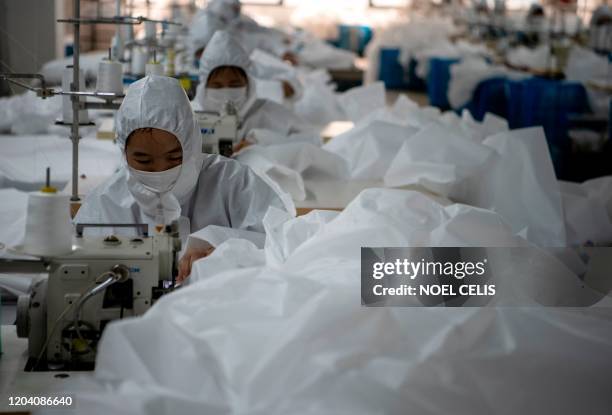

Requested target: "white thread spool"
[
  {"left": 144, "top": 21, "right": 157, "bottom": 41},
  {"left": 145, "top": 62, "right": 164, "bottom": 76},
  {"left": 61, "top": 66, "right": 89, "bottom": 124},
  {"left": 132, "top": 48, "right": 147, "bottom": 75},
  {"left": 96, "top": 60, "right": 124, "bottom": 94},
  {"left": 23, "top": 192, "right": 73, "bottom": 257},
  {"left": 122, "top": 24, "right": 134, "bottom": 43}
]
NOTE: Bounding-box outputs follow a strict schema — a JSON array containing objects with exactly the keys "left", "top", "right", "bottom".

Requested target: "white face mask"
[
  {"left": 203, "top": 87, "right": 248, "bottom": 113},
  {"left": 128, "top": 164, "right": 181, "bottom": 194}
]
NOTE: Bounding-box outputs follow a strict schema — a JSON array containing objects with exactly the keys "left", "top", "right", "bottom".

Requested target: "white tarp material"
[
  {"left": 44, "top": 188, "right": 612, "bottom": 415},
  {"left": 559, "top": 176, "right": 612, "bottom": 246},
  {"left": 235, "top": 142, "right": 349, "bottom": 201},
  {"left": 322, "top": 98, "right": 568, "bottom": 246},
  {"left": 0, "top": 134, "right": 121, "bottom": 192},
  {"left": 336, "top": 82, "right": 387, "bottom": 123},
  {"left": 293, "top": 69, "right": 347, "bottom": 129}
]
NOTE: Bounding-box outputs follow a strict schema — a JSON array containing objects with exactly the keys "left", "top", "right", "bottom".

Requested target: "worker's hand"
[
  {"left": 232, "top": 138, "right": 253, "bottom": 154},
  {"left": 177, "top": 244, "right": 215, "bottom": 283},
  {"left": 282, "top": 51, "right": 299, "bottom": 66},
  {"left": 282, "top": 81, "right": 295, "bottom": 98}
]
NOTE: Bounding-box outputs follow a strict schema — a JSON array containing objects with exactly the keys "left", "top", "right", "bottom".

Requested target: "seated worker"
[
  {"left": 193, "top": 31, "right": 310, "bottom": 151},
  {"left": 205, "top": 0, "right": 299, "bottom": 65},
  {"left": 187, "top": 14, "right": 302, "bottom": 103},
  {"left": 74, "top": 75, "right": 286, "bottom": 282}
]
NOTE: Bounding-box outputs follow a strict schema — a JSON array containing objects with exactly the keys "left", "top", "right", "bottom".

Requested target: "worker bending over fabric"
[
  {"left": 204, "top": 0, "right": 299, "bottom": 65},
  {"left": 74, "top": 75, "right": 286, "bottom": 281}
]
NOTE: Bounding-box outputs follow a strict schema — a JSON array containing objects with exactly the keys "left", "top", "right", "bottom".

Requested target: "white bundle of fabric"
[
  {"left": 39, "top": 51, "right": 107, "bottom": 85},
  {"left": 235, "top": 141, "right": 349, "bottom": 201},
  {"left": 364, "top": 17, "right": 458, "bottom": 84},
  {"left": 292, "top": 69, "right": 347, "bottom": 129},
  {"left": 0, "top": 134, "right": 121, "bottom": 192},
  {"left": 559, "top": 176, "right": 612, "bottom": 246},
  {"left": 0, "top": 91, "right": 62, "bottom": 135},
  {"left": 506, "top": 44, "right": 551, "bottom": 72},
  {"left": 323, "top": 97, "right": 568, "bottom": 246},
  {"left": 49, "top": 188, "right": 612, "bottom": 415},
  {"left": 565, "top": 46, "right": 612, "bottom": 116},
  {"left": 447, "top": 57, "right": 527, "bottom": 109}
]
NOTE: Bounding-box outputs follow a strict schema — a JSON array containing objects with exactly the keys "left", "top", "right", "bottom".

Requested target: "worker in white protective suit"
[
  {"left": 589, "top": 5, "right": 612, "bottom": 54},
  {"left": 193, "top": 31, "right": 310, "bottom": 151},
  {"left": 203, "top": 0, "right": 299, "bottom": 64},
  {"left": 74, "top": 75, "right": 287, "bottom": 281},
  {"left": 187, "top": 14, "right": 303, "bottom": 104}
]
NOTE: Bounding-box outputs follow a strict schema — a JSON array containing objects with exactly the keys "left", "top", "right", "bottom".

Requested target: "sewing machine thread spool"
[
  {"left": 61, "top": 66, "right": 89, "bottom": 124},
  {"left": 96, "top": 59, "right": 123, "bottom": 94},
  {"left": 132, "top": 48, "right": 147, "bottom": 76},
  {"left": 23, "top": 169, "right": 73, "bottom": 257},
  {"left": 144, "top": 21, "right": 157, "bottom": 41}
]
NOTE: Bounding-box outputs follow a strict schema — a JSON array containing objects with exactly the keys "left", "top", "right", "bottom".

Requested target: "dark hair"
[{"left": 207, "top": 66, "right": 247, "bottom": 83}]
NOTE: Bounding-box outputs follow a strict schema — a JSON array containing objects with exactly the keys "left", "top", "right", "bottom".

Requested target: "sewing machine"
[
  {"left": 195, "top": 102, "right": 240, "bottom": 157},
  {"left": 1, "top": 222, "right": 180, "bottom": 371}
]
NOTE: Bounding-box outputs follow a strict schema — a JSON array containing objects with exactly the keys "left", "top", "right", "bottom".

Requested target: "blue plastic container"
[
  {"left": 378, "top": 48, "right": 409, "bottom": 90},
  {"left": 463, "top": 77, "right": 509, "bottom": 121},
  {"left": 336, "top": 24, "right": 373, "bottom": 56},
  {"left": 427, "top": 57, "right": 461, "bottom": 110},
  {"left": 506, "top": 77, "right": 590, "bottom": 176}
]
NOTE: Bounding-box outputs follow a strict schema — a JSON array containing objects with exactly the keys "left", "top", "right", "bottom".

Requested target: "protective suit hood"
[
  {"left": 187, "top": 12, "right": 224, "bottom": 59},
  {"left": 197, "top": 30, "right": 257, "bottom": 114},
  {"left": 116, "top": 75, "right": 202, "bottom": 221},
  {"left": 207, "top": 0, "right": 241, "bottom": 23}
]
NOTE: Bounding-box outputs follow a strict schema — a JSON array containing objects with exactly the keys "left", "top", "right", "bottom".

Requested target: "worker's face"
[
  {"left": 206, "top": 66, "right": 248, "bottom": 89},
  {"left": 125, "top": 128, "right": 183, "bottom": 172}
]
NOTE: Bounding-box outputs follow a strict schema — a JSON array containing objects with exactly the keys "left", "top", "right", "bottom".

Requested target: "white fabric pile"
[
  {"left": 506, "top": 44, "right": 551, "bottom": 72},
  {"left": 324, "top": 96, "right": 567, "bottom": 246},
  {"left": 363, "top": 17, "right": 458, "bottom": 84},
  {"left": 0, "top": 134, "right": 121, "bottom": 192},
  {"left": 0, "top": 92, "right": 62, "bottom": 135},
  {"left": 39, "top": 51, "right": 107, "bottom": 85},
  {"left": 411, "top": 40, "right": 491, "bottom": 80},
  {"left": 447, "top": 57, "right": 527, "bottom": 109},
  {"left": 46, "top": 188, "right": 612, "bottom": 415},
  {"left": 565, "top": 46, "right": 612, "bottom": 116}
]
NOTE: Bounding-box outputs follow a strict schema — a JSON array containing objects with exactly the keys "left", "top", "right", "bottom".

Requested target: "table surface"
[{"left": 0, "top": 325, "right": 92, "bottom": 413}]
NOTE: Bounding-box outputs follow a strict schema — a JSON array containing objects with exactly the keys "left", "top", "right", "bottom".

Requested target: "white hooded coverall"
[
  {"left": 193, "top": 30, "right": 309, "bottom": 139},
  {"left": 74, "top": 75, "right": 286, "bottom": 247}
]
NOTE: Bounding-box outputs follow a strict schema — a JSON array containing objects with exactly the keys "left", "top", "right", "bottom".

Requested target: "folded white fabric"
[
  {"left": 50, "top": 188, "right": 612, "bottom": 415},
  {"left": 559, "top": 176, "right": 612, "bottom": 246}
]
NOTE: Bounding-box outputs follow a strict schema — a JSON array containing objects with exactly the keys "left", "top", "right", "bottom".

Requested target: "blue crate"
[
  {"left": 336, "top": 24, "right": 373, "bottom": 56},
  {"left": 427, "top": 57, "right": 461, "bottom": 110},
  {"left": 506, "top": 77, "right": 590, "bottom": 176},
  {"left": 463, "top": 77, "right": 509, "bottom": 121},
  {"left": 378, "top": 48, "right": 409, "bottom": 90}
]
